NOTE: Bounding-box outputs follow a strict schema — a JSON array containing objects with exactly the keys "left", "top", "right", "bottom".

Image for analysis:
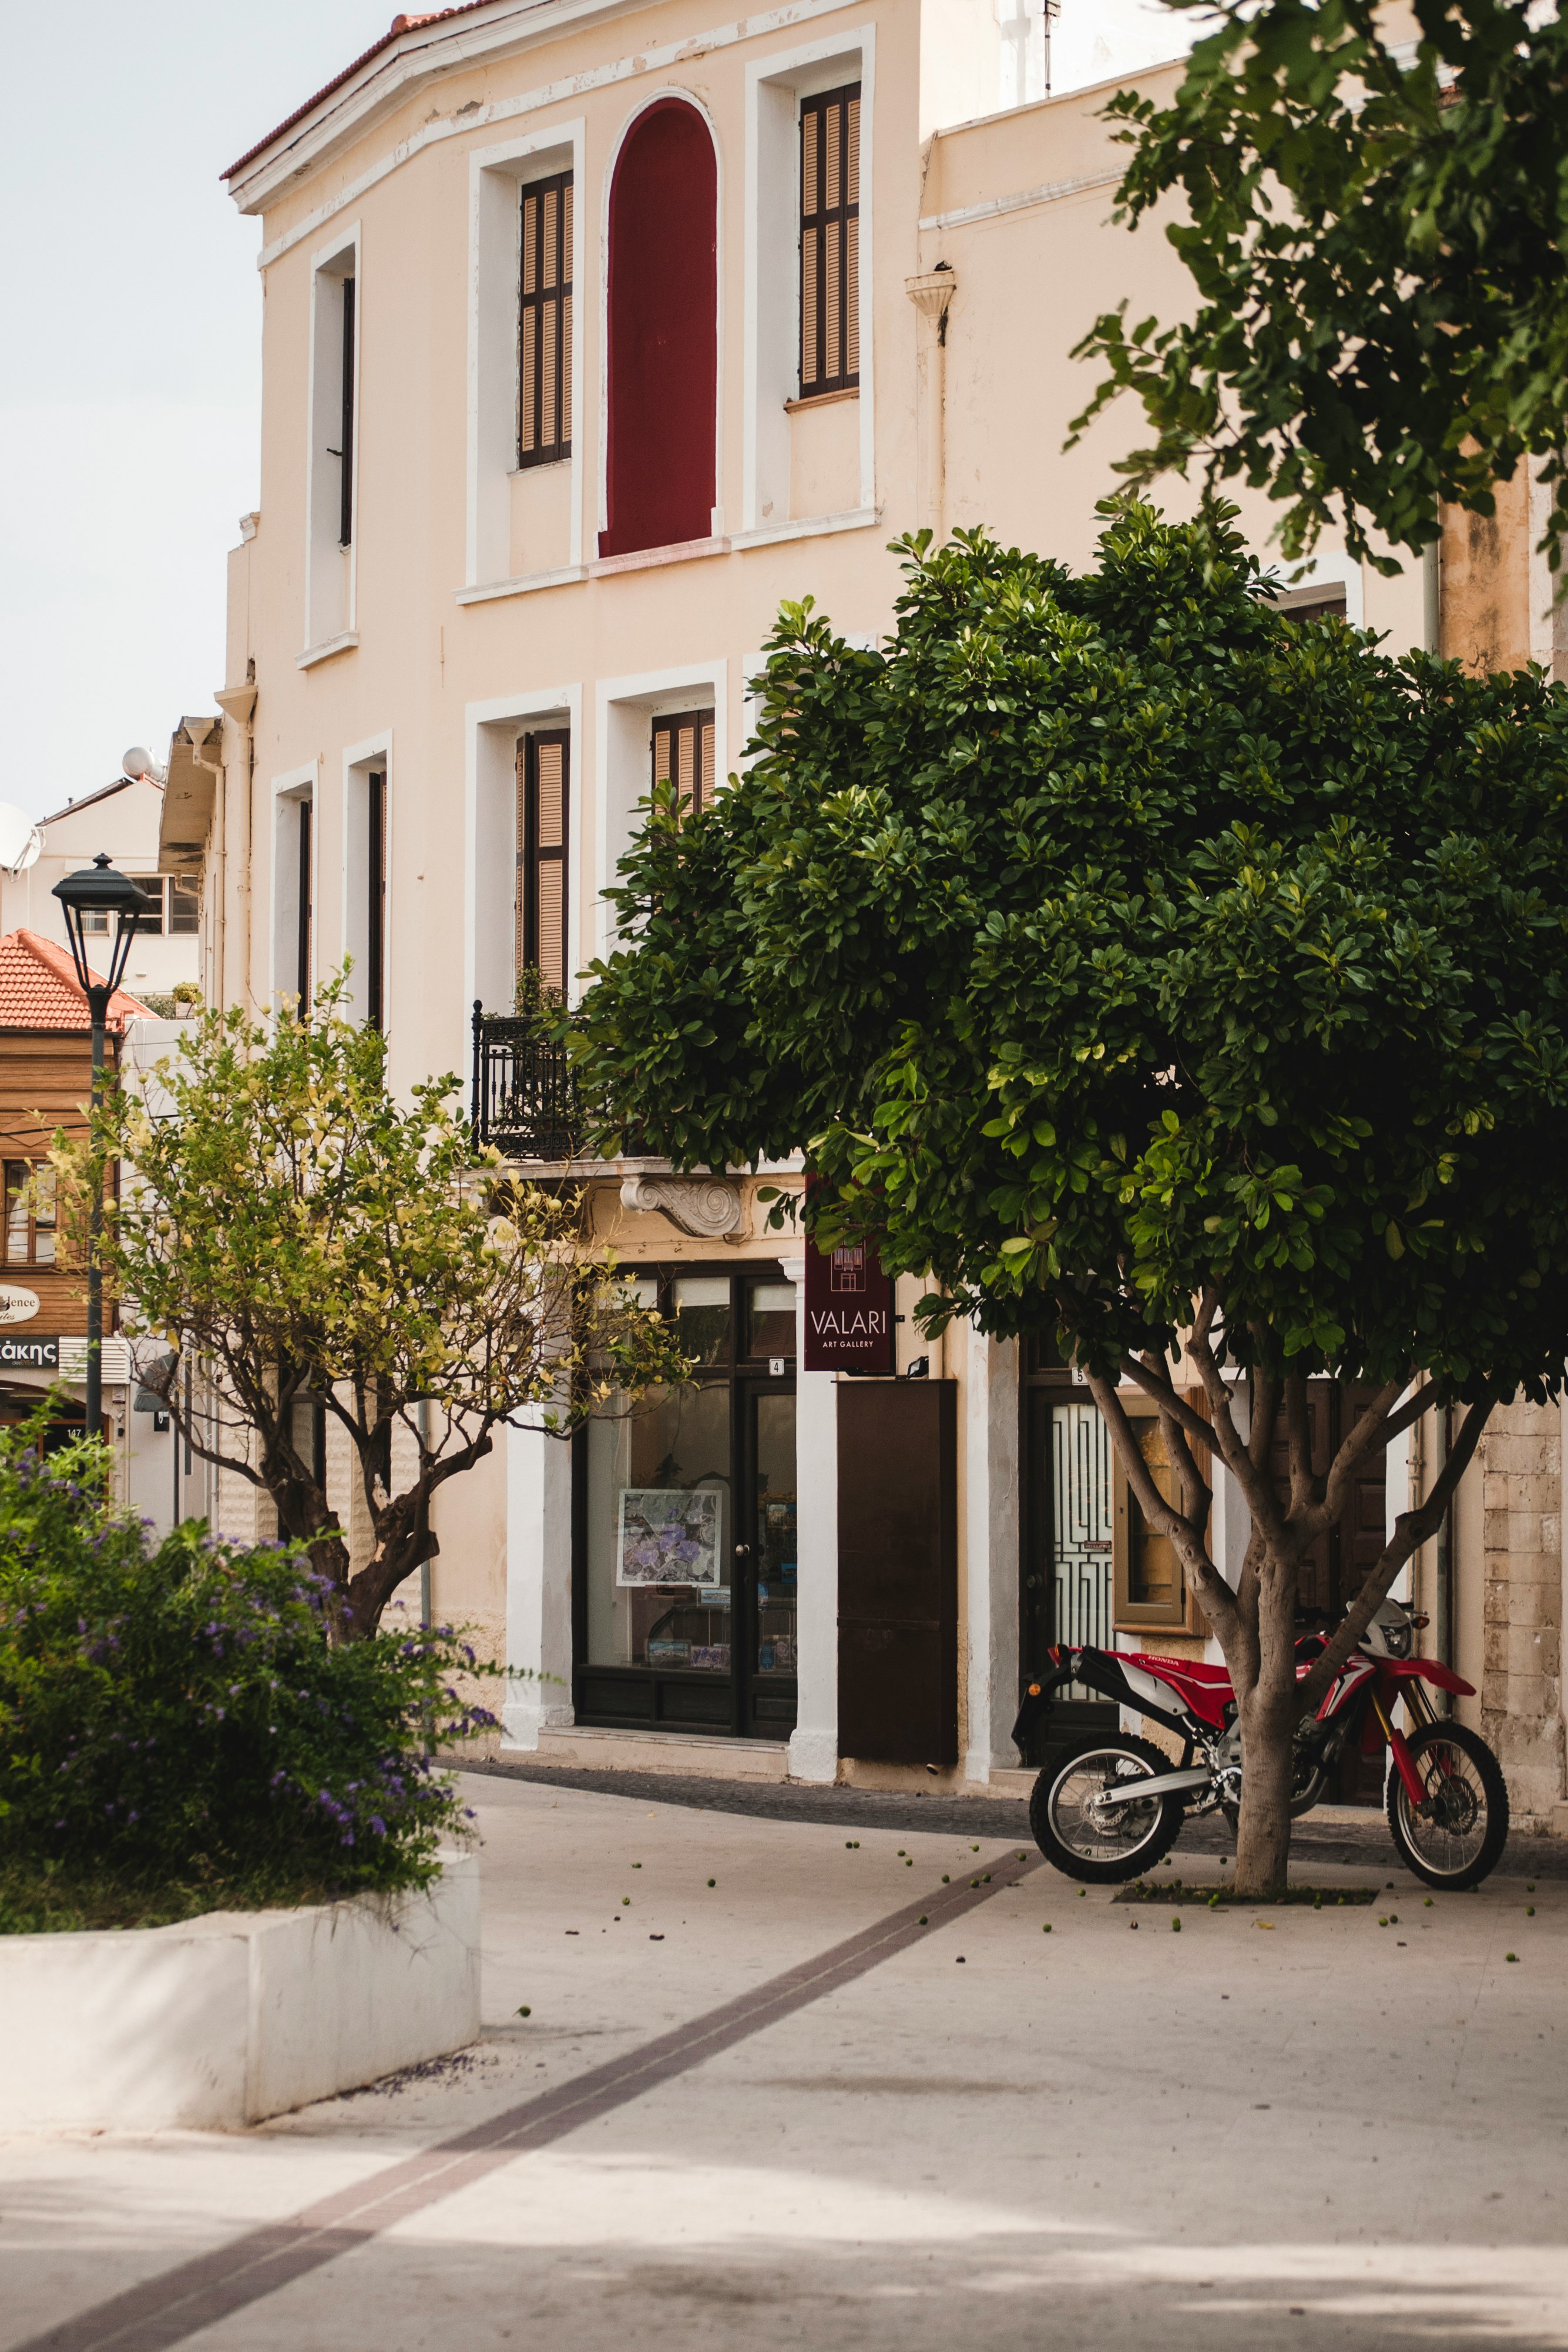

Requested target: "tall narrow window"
[
  {"left": 339, "top": 276, "right": 356, "bottom": 546},
  {"left": 297, "top": 798, "right": 313, "bottom": 1008},
  {"left": 519, "top": 174, "right": 573, "bottom": 467},
  {"left": 652, "top": 708, "right": 716, "bottom": 817},
  {"left": 367, "top": 770, "right": 387, "bottom": 1031},
  {"left": 4, "top": 1164, "right": 56, "bottom": 1267},
  {"left": 167, "top": 875, "right": 200, "bottom": 935},
  {"left": 798, "top": 85, "right": 861, "bottom": 400},
  {"left": 601, "top": 100, "right": 717, "bottom": 558},
  {"left": 516, "top": 732, "right": 568, "bottom": 997}
]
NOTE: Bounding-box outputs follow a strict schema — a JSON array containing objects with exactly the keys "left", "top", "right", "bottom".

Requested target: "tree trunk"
[{"left": 1233, "top": 1682, "right": 1296, "bottom": 1893}]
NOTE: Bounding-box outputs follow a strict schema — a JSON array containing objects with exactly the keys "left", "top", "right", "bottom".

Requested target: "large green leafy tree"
[
  {"left": 574, "top": 505, "right": 1568, "bottom": 1890},
  {"left": 1070, "top": 0, "right": 1568, "bottom": 574},
  {"left": 56, "top": 990, "right": 684, "bottom": 1639}
]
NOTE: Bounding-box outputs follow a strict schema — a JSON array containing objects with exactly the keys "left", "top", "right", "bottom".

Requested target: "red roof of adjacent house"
[
  {"left": 223, "top": 5, "right": 499, "bottom": 181},
  {"left": 0, "top": 931, "right": 154, "bottom": 1035}
]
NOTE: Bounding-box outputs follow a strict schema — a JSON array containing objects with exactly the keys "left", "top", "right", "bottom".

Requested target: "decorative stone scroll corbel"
[{"left": 619, "top": 1174, "right": 744, "bottom": 1239}]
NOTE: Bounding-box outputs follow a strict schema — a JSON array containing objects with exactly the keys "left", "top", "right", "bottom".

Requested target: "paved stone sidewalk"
[{"left": 3, "top": 1771, "right": 1564, "bottom": 2351}]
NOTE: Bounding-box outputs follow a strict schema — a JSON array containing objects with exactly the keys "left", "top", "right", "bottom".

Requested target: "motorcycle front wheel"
[
  {"left": 1386, "top": 1722, "right": 1509, "bottom": 1890},
  {"left": 1030, "top": 1734, "right": 1184, "bottom": 1883}
]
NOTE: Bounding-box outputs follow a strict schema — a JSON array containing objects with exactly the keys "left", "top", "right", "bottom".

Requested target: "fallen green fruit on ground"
[
  {"left": 706, "top": 1878, "right": 716, "bottom": 1887},
  {"left": 1527, "top": 1905, "right": 1536, "bottom": 1916},
  {"left": 1507, "top": 1952, "right": 1519, "bottom": 1962},
  {"left": 516, "top": 2005, "right": 531, "bottom": 2017},
  {"left": 1171, "top": 1918, "right": 1181, "bottom": 1932},
  {"left": 1042, "top": 1924, "right": 1052, "bottom": 1933},
  {"left": 918, "top": 1914, "right": 928, "bottom": 1924}
]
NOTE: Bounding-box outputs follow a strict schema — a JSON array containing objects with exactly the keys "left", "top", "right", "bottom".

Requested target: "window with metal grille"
[
  {"left": 4, "top": 1163, "right": 56, "bottom": 1267},
  {"left": 516, "top": 732, "right": 569, "bottom": 995},
  {"left": 519, "top": 173, "right": 573, "bottom": 468},
  {"left": 651, "top": 708, "right": 716, "bottom": 817},
  {"left": 798, "top": 84, "right": 860, "bottom": 400},
  {"left": 367, "top": 771, "right": 387, "bottom": 1032}
]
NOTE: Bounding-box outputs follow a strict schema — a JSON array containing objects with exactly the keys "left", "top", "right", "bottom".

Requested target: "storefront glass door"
[{"left": 575, "top": 1266, "right": 798, "bottom": 1741}]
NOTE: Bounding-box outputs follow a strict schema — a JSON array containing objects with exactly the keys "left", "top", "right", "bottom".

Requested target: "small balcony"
[{"left": 470, "top": 1005, "right": 582, "bottom": 1162}]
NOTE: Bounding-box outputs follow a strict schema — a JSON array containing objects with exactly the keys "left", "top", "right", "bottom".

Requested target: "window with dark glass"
[
  {"left": 516, "top": 731, "right": 568, "bottom": 996},
  {"left": 297, "top": 798, "right": 314, "bottom": 1006},
  {"left": 4, "top": 1163, "right": 56, "bottom": 1267},
  {"left": 367, "top": 770, "right": 387, "bottom": 1031},
  {"left": 338, "top": 276, "right": 356, "bottom": 547},
  {"left": 519, "top": 173, "right": 573, "bottom": 468},
  {"left": 798, "top": 83, "right": 860, "bottom": 399},
  {"left": 650, "top": 707, "right": 715, "bottom": 817}
]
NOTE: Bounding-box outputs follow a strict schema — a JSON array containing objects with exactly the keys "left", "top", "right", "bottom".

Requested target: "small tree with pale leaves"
[{"left": 55, "top": 986, "right": 687, "bottom": 1638}]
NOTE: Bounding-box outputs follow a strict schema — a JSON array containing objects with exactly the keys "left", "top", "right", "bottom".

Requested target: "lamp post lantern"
[{"left": 51, "top": 853, "right": 151, "bottom": 1440}]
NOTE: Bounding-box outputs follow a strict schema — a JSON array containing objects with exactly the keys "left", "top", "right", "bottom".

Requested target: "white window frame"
[
  {"left": 597, "top": 88, "right": 726, "bottom": 556},
  {"left": 743, "top": 29, "right": 876, "bottom": 538},
  {"left": 465, "top": 685, "right": 583, "bottom": 1019},
  {"left": 594, "top": 660, "right": 729, "bottom": 958},
  {"left": 269, "top": 763, "right": 318, "bottom": 1014},
  {"left": 302, "top": 225, "right": 361, "bottom": 662},
  {"left": 466, "top": 120, "right": 586, "bottom": 595}
]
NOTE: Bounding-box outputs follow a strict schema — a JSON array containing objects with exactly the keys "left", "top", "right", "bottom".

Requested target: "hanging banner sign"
[{"left": 803, "top": 1193, "right": 894, "bottom": 1374}]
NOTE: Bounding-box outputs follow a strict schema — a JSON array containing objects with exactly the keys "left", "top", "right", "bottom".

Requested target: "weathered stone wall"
[{"left": 1478, "top": 1398, "right": 1564, "bottom": 1829}]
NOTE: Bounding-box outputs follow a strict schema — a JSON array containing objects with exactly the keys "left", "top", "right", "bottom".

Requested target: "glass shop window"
[
  {"left": 1112, "top": 1402, "right": 1207, "bottom": 1632},
  {"left": 747, "top": 1280, "right": 796, "bottom": 1361},
  {"left": 585, "top": 1384, "right": 733, "bottom": 1673},
  {"left": 674, "top": 1274, "right": 731, "bottom": 1365}
]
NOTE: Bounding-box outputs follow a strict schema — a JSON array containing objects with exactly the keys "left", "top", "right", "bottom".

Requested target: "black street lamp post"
[{"left": 52, "top": 853, "right": 152, "bottom": 1440}]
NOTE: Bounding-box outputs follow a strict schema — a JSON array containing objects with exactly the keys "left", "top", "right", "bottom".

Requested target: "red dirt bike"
[{"left": 1011, "top": 1598, "right": 1509, "bottom": 1890}]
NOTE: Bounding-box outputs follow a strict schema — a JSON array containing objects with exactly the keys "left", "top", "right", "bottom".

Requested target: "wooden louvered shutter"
[
  {"left": 651, "top": 708, "right": 716, "bottom": 818},
  {"left": 798, "top": 85, "right": 861, "bottom": 399},
  {"left": 517, "top": 732, "right": 569, "bottom": 995},
  {"left": 519, "top": 173, "right": 574, "bottom": 466}
]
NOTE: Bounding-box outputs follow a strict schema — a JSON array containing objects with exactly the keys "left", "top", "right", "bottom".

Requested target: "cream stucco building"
[{"left": 172, "top": 0, "right": 1566, "bottom": 1828}]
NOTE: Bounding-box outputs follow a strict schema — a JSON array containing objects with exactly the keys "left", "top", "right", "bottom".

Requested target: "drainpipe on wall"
[{"left": 906, "top": 265, "right": 956, "bottom": 541}]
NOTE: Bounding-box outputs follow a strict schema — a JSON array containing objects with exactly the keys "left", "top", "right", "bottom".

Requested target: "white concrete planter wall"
[{"left": 0, "top": 1853, "right": 479, "bottom": 2131}]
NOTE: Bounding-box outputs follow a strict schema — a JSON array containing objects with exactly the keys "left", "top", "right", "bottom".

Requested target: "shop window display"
[{"left": 576, "top": 1263, "right": 797, "bottom": 1737}]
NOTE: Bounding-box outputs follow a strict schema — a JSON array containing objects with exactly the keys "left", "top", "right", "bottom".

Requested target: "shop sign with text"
[
  {"left": 803, "top": 1228, "right": 894, "bottom": 1373},
  {"left": 0, "top": 1333, "right": 58, "bottom": 1370}
]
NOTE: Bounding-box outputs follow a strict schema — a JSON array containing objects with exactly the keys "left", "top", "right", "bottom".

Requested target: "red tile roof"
[
  {"left": 0, "top": 931, "right": 155, "bottom": 1036},
  {"left": 223, "top": 5, "right": 499, "bottom": 182}
]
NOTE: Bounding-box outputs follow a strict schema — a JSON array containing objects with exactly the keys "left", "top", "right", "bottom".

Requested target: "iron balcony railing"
[{"left": 471, "top": 1004, "right": 582, "bottom": 1161}]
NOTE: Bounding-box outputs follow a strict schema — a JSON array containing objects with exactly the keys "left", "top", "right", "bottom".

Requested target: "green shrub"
[{"left": 0, "top": 1418, "right": 496, "bottom": 1924}]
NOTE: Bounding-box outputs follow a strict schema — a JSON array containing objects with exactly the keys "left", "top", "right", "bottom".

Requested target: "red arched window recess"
[{"left": 600, "top": 98, "right": 717, "bottom": 559}]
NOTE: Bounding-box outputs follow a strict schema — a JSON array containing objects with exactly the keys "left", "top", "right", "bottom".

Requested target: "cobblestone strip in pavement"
[{"left": 23, "top": 1851, "right": 1043, "bottom": 2352}]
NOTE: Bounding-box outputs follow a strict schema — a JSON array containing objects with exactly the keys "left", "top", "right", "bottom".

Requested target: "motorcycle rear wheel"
[
  {"left": 1386, "top": 1722, "right": 1509, "bottom": 1890},
  {"left": 1030, "top": 1734, "right": 1184, "bottom": 1884}
]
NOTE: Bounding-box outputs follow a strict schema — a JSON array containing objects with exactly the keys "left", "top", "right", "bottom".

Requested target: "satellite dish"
[
  {"left": 122, "top": 746, "right": 166, "bottom": 784},
  {"left": 0, "top": 805, "right": 43, "bottom": 876}
]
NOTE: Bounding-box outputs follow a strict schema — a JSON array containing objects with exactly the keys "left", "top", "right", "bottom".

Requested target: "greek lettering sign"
[
  {"left": 0, "top": 1333, "right": 58, "bottom": 1370},
  {"left": 803, "top": 1223, "right": 894, "bottom": 1374}
]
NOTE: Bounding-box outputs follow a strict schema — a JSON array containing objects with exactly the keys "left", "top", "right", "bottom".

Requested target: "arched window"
[{"left": 601, "top": 99, "right": 717, "bottom": 558}]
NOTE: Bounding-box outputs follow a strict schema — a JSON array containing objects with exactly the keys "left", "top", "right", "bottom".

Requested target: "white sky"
[
  {"left": 0, "top": 0, "right": 1198, "bottom": 823},
  {"left": 0, "top": 0, "right": 390, "bottom": 818}
]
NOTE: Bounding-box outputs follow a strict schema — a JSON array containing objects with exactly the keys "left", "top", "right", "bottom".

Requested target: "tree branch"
[{"left": 1295, "top": 1390, "right": 1496, "bottom": 1712}]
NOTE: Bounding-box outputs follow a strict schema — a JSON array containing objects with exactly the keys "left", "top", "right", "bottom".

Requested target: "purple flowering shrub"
[{"left": 0, "top": 1424, "right": 497, "bottom": 1904}]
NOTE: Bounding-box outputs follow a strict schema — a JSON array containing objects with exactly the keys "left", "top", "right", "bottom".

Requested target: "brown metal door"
[{"left": 837, "top": 1383, "right": 958, "bottom": 1766}]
